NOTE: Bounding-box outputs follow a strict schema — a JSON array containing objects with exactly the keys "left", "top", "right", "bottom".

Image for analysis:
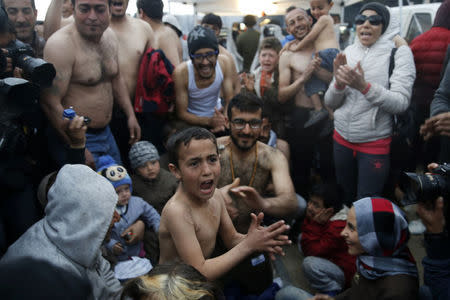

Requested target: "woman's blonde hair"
[{"left": 121, "top": 263, "right": 223, "bottom": 300}]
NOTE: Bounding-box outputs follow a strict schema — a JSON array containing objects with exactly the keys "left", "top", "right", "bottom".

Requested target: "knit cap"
[
  {"left": 359, "top": 2, "right": 390, "bottom": 34},
  {"left": 97, "top": 155, "right": 132, "bottom": 192},
  {"left": 128, "top": 141, "right": 160, "bottom": 170},
  {"left": 188, "top": 25, "right": 218, "bottom": 56}
]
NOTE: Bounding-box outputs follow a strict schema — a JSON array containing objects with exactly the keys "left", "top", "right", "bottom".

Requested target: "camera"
[
  {"left": 400, "top": 163, "right": 450, "bottom": 206},
  {"left": 0, "top": 40, "right": 56, "bottom": 87},
  {"left": 0, "top": 77, "right": 40, "bottom": 154}
]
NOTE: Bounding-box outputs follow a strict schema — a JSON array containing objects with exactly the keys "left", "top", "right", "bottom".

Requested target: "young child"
[
  {"left": 128, "top": 141, "right": 178, "bottom": 215},
  {"left": 300, "top": 183, "right": 356, "bottom": 295},
  {"left": 97, "top": 155, "right": 160, "bottom": 262},
  {"left": 158, "top": 127, "right": 291, "bottom": 281},
  {"left": 288, "top": 0, "right": 339, "bottom": 128}
]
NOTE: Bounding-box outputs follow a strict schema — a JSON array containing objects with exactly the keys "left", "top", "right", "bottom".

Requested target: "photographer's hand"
[
  {"left": 417, "top": 197, "right": 445, "bottom": 234},
  {"left": 64, "top": 115, "right": 87, "bottom": 149}
]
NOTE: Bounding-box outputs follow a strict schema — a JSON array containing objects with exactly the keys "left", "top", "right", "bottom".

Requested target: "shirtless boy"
[
  {"left": 41, "top": 0, "right": 140, "bottom": 165},
  {"left": 159, "top": 127, "right": 291, "bottom": 281},
  {"left": 287, "top": 0, "right": 338, "bottom": 127}
]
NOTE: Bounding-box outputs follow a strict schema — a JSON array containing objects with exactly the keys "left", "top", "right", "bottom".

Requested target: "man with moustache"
[
  {"left": 279, "top": 8, "right": 334, "bottom": 196},
  {"left": 41, "top": 0, "right": 140, "bottom": 166},
  {"left": 215, "top": 92, "right": 298, "bottom": 295},
  {"left": 2, "top": 0, "right": 45, "bottom": 58},
  {"left": 173, "top": 25, "right": 234, "bottom": 133}
]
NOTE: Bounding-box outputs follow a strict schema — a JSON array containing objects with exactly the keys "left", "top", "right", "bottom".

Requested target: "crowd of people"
[{"left": 0, "top": 0, "right": 449, "bottom": 299}]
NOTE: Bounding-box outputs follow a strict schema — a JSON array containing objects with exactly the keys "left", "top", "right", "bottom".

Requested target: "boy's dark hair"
[
  {"left": 201, "top": 13, "right": 222, "bottom": 31},
  {"left": 137, "top": 0, "right": 163, "bottom": 21},
  {"left": 310, "top": 183, "right": 344, "bottom": 213},
  {"left": 227, "top": 92, "right": 263, "bottom": 120},
  {"left": 167, "top": 127, "right": 217, "bottom": 168},
  {"left": 243, "top": 15, "right": 257, "bottom": 27},
  {"left": 259, "top": 36, "right": 282, "bottom": 54},
  {"left": 286, "top": 5, "right": 296, "bottom": 13}
]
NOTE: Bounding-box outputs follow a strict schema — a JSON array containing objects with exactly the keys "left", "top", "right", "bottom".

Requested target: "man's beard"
[{"left": 230, "top": 132, "right": 257, "bottom": 151}]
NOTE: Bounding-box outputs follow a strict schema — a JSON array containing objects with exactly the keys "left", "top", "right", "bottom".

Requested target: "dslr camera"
[
  {"left": 400, "top": 163, "right": 450, "bottom": 206},
  {"left": 0, "top": 40, "right": 56, "bottom": 87},
  {"left": 0, "top": 77, "right": 40, "bottom": 155}
]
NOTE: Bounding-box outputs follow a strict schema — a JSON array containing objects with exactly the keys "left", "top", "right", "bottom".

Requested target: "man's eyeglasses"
[
  {"left": 190, "top": 50, "right": 219, "bottom": 63},
  {"left": 354, "top": 14, "right": 383, "bottom": 26},
  {"left": 231, "top": 119, "right": 262, "bottom": 130}
]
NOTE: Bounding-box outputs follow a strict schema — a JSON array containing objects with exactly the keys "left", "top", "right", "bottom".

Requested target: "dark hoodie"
[{"left": 0, "top": 164, "right": 122, "bottom": 299}]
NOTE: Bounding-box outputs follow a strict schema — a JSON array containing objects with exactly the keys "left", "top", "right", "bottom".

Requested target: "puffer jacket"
[{"left": 324, "top": 11, "right": 416, "bottom": 143}]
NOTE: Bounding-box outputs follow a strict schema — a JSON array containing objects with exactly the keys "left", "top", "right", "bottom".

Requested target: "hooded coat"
[
  {"left": 325, "top": 8, "right": 416, "bottom": 143},
  {"left": 0, "top": 164, "right": 122, "bottom": 300}
]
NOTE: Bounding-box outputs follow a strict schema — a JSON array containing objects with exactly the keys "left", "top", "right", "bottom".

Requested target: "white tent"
[{"left": 167, "top": 0, "right": 313, "bottom": 16}]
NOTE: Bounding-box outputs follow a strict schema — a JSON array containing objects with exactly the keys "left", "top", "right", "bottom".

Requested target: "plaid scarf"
[{"left": 354, "top": 197, "right": 418, "bottom": 280}]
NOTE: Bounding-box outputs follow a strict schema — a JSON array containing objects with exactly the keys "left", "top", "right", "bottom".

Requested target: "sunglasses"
[
  {"left": 190, "top": 50, "right": 219, "bottom": 63},
  {"left": 354, "top": 14, "right": 383, "bottom": 26}
]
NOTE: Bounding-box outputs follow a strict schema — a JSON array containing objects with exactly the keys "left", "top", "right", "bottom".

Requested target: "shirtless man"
[
  {"left": 201, "top": 13, "right": 240, "bottom": 95},
  {"left": 137, "top": 0, "right": 181, "bottom": 66},
  {"left": 159, "top": 127, "right": 290, "bottom": 281},
  {"left": 41, "top": 0, "right": 140, "bottom": 166},
  {"left": 279, "top": 8, "right": 334, "bottom": 195},
  {"left": 173, "top": 25, "right": 234, "bottom": 133},
  {"left": 216, "top": 92, "right": 298, "bottom": 294},
  {"left": 44, "top": 0, "right": 155, "bottom": 100}
]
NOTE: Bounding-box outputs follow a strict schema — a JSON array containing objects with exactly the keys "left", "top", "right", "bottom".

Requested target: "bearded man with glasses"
[
  {"left": 173, "top": 25, "right": 234, "bottom": 133},
  {"left": 214, "top": 92, "right": 299, "bottom": 296}
]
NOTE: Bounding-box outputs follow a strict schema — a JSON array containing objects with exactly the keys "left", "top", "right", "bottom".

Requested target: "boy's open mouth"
[{"left": 200, "top": 180, "right": 214, "bottom": 193}]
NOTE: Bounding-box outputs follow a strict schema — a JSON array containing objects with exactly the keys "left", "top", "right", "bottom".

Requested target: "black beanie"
[
  {"left": 188, "top": 25, "right": 218, "bottom": 56},
  {"left": 359, "top": 2, "right": 390, "bottom": 34}
]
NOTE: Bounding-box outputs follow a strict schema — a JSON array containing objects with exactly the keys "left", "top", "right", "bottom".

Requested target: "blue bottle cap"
[{"left": 63, "top": 108, "right": 76, "bottom": 119}]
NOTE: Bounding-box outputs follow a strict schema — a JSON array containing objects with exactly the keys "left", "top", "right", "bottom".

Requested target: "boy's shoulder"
[{"left": 316, "top": 15, "right": 334, "bottom": 26}]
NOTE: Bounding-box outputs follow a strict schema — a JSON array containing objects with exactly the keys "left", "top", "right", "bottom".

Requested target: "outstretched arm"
[
  {"left": 44, "top": 0, "right": 73, "bottom": 40},
  {"left": 230, "top": 148, "right": 298, "bottom": 217},
  {"left": 41, "top": 35, "right": 75, "bottom": 144}
]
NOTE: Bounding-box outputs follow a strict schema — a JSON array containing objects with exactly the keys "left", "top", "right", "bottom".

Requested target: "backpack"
[
  {"left": 134, "top": 47, "right": 175, "bottom": 114},
  {"left": 389, "top": 48, "right": 416, "bottom": 147}
]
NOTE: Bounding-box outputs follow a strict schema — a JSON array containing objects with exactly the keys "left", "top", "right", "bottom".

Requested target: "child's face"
[
  {"left": 115, "top": 184, "right": 131, "bottom": 206},
  {"left": 170, "top": 139, "right": 220, "bottom": 203},
  {"left": 259, "top": 48, "right": 279, "bottom": 73},
  {"left": 341, "top": 207, "right": 365, "bottom": 256},
  {"left": 310, "top": 0, "right": 333, "bottom": 20},
  {"left": 306, "top": 195, "right": 325, "bottom": 220},
  {"left": 136, "top": 160, "right": 161, "bottom": 181}
]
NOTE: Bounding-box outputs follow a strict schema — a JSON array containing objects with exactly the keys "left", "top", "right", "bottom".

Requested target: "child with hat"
[
  {"left": 128, "top": 141, "right": 178, "bottom": 214},
  {"left": 97, "top": 155, "right": 160, "bottom": 262}
]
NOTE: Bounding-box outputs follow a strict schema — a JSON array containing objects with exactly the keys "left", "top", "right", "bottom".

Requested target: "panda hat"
[{"left": 97, "top": 155, "right": 132, "bottom": 193}]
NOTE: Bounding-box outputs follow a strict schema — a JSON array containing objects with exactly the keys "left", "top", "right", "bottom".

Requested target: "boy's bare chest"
[{"left": 192, "top": 203, "right": 220, "bottom": 241}]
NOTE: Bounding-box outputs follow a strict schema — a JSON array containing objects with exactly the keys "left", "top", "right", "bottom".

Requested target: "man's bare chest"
[{"left": 72, "top": 46, "right": 118, "bottom": 85}]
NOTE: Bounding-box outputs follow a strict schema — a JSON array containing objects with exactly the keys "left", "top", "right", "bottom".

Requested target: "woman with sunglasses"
[{"left": 323, "top": 3, "right": 416, "bottom": 207}]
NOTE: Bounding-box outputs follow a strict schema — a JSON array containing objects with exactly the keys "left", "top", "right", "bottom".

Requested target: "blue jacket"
[{"left": 107, "top": 196, "right": 160, "bottom": 261}]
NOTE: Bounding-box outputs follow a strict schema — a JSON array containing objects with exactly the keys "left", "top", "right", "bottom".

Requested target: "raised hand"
[
  {"left": 219, "top": 178, "right": 241, "bottom": 219},
  {"left": 245, "top": 212, "right": 291, "bottom": 260}
]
